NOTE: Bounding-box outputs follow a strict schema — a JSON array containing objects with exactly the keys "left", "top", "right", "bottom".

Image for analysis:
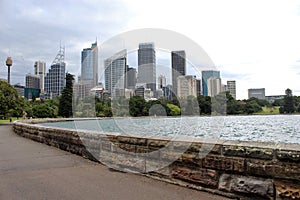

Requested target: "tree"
[
  {"left": 0, "top": 80, "right": 25, "bottom": 118},
  {"left": 58, "top": 73, "right": 74, "bottom": 118},
  {"left": 129, "top": 96, "right": 147, "bottom": 117},
  {"left": 166, "top": 103, "right": 181, "bottom": 116},
  {"left": 282, "top": 88, "right": 295, "bottom": 113}
]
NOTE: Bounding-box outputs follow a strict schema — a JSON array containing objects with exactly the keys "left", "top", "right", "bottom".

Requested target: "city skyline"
[{"left": 1, "top": 0, "right": 300, "bottom": 99}]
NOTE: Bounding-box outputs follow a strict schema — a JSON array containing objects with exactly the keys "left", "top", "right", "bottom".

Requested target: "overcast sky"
[{"left": 0, "top": 0, "right": 300, "bottom": 99}]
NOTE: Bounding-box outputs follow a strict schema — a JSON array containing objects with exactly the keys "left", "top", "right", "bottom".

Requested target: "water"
[{"left": 39, "top": 115, "right": 300, "bottom": 144}]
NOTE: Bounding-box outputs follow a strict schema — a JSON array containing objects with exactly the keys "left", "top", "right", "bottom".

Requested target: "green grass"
[
  {"left": 0, "top": 117, "right": 19, "bottom": 124},
  {"left": 254, "top": 106, "right": 280, "bottom": 115}
]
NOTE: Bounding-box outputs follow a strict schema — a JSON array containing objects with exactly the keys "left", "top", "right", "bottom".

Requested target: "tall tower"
[
  {"left": 105, "top": 50, "right": 127, "bottom": 97},
  {"left": 171, "top": 51, "right": 186, "bottom": 96},
  {"left": 202, "top": 70, "right": 220, "bottom": 96},
  {"left": 137, "top": 43, "right": 156, "bottom": 92},
  {"left": 158, "top": 75, "right": 166, "bottom": 89},
  {"left": 44, "top": 46, "right": 66, "bottom": 98},
  {"left": 34, "top": 61, "right": 46, "bottom": 93},
  {"left": 227, "top": 80, "right": 236, "bottom": 99},
  {"left": 81, "top": 41, "right": 98, "bottom": 86},
  {"left": 6, "top": 57, "right": 12, "bottom": 84}
]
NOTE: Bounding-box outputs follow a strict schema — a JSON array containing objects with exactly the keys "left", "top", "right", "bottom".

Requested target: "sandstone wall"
[{"left": 13, "top": 120, "right": 300, "bottom": 199}]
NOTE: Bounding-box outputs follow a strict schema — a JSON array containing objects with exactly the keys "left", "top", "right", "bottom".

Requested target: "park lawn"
[
  {"left": 254, "top": 106, "right": 280, "bottom": 115},
  {"left": 0, "top": 117, "right": 19, "bottom": 124}
]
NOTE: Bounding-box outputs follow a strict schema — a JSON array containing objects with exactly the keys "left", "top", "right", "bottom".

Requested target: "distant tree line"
[{"left": 1, "top": 77, "right": 299, "bottom": 119}]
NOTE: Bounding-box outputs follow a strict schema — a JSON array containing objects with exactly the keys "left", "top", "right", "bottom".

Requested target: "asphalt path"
[{"left": 0, "top": 125, "right": 231, "bottom": 200}]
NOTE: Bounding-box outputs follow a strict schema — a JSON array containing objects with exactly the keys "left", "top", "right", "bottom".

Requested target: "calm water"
[{"left": 40, "top": 115, "right": 300, "bottom": 144}]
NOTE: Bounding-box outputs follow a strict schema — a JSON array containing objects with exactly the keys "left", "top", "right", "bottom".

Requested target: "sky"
[{"left": 0, "top": 0, "right": 300, "bottom": 99}]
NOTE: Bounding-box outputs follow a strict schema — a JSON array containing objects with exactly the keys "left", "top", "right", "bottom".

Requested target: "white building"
[
  {"left": 227, "top": 80, "right": 236, "bottom": 99},
  {"left": 34, "top": 61, "right": 46, "bottom": 93},
  {"left": 207, "top": 77, "right": 221, "bottom": 97},
  {"left": 177, "top": 75, "right": 197, "bottom": 98}
]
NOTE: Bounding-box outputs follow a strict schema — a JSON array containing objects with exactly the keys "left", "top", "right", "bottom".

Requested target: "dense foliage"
[
  {"left": 58, "top": 73, "right": 74, "bottom": 118},
  {"left": 1, "top": 81, "right": 300, "bottom": 120}
]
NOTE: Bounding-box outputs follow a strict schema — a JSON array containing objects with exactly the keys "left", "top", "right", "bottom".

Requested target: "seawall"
[{"left": 13, "top": 119, "right": 300, "bottom": 199}]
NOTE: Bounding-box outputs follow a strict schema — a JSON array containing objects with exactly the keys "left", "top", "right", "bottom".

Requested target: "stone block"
[
  {"left": 117, "top": 136, "right": 147, "bottom": 146},
  {"left": 277, "top": 150, "right": 300, "bottom": 162},
  {"left": 203, "top": 155, "right": 245, "bottom": 173},
  {"left": 171, "top": 166, "right": 219, "bottom": 187},
  {"left": 247, "top": 159, "right": 300, "bottom": 180},
  {"left": 274, "top": 181, "right": 300, "bottom": 200},
  {"left": 222, "top": 145, "right": 246, "bottom": 157},
  {"left": 245, "top": 147, "right": 274, "bottom": 160},
  {"left": 147, "top": 139, "right": 170, "bottom": 148},
  {"left": 219, "top": 174, "right": 274, "bottom": 198}
]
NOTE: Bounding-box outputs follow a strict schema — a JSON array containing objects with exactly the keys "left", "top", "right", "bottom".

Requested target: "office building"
[
  {"left": 125, "top": 66, "right": 137, "bottom": 89},
  {"left": 137, "top": 43, "right": 156, "bottom": 92},
  {"left": 44, "top": 46, "right": 66, "bottom": 98},
  {"left": 196, "top": 79, "right": 201, "bottom": 96},
  {"left": 207, "top": 77, "right": 222, "bottom": 97},
  {"left": 26, "top": 74, "right": 40, "bottom": 89},
  {"left": 177, "top": 75, "right": 197, "bottom": 98},
  {"left": 81, "top": 41, "right": 98, "bottom": 86},
  {"left": 105, "top": 50, "right": 127, "bottom": 97},
  {"left": 202, "top": 70, "right": 220, "bottom": 96},
  {"left": 158, "top": 75, "right": 166, "bottom": 89},
  {"left": 13, "top": 84, "right": 25, "bottom": 97},
  {"left": 34, "top": 61, "right": 46, "bottom": 93},
  {"left": 248, "top": 88, "right": 265, "bottom": 100},
  {"left": 227, "top": 80, "right": 236, "bottom": 99},
  {"left": 172, "top": 51, "right": 186, "bottom": 96},
  {"left": 265, "top": 95, "right": 285, "bottom": 103}
]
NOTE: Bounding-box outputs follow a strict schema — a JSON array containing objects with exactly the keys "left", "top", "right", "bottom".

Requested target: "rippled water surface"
[{"left": 40, "top": 115, "right": 300, "bottom": 144}]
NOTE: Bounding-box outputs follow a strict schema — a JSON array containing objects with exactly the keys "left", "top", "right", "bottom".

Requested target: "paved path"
[{"left": 0, "top": 125, "right": 231, "bottom": 200}]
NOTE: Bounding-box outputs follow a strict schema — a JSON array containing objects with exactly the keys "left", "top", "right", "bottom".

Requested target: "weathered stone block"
[
  {"left": 171, "top": 166, "right": 219, "bottom": 187},
  {"left": 117, "top": 136, "right": 147, "bottom": 146},
  {"left": 203, "top": 155, "right": 245, "bottom": 173},
  {"left": 277, "top": 150, "right": 300, "bottom": 162},
  {"left": 147, "top": 139, "right": 170, "bottom": 148},
  {"left": 247, "top": 159, "right": 300, "bottom": 180},
  {"left": 274, "top": 181, "right": 300, "bottom": 200},
  {"left": 219, "top": 174, "right": 274, "bottom": 198},
  {"left": 245, "top": 147, "right": 274, "bottom": 160},
  {"left": 222, "top": 145, "right": 246, "bottom": 157}
]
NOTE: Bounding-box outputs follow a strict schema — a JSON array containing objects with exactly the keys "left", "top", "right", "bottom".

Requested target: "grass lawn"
[
  {"left": 0, "top": 117, "right": 19, "bottom": 124},
  {"left": 254, "top": 106, "right": 280, "bottom": 115}
]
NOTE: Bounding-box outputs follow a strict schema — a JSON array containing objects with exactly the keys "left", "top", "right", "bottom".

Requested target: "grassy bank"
[
  {"left": 0, "top": 117, "right": 19, "bottom": 124},
  {"left": 254, "top": 106, "right": 280, "bottom": 115}
]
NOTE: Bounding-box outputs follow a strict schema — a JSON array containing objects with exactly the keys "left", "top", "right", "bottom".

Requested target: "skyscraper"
[
  {"left": 137, "top": 43, "right": 156, "bottom": 92},
  {"left": 227, "top": 80, "right": 236, "bottom": 99},
  {"left": 202, "top": 70, "right": 220, "bottom": 96},
  {"left": 172, "top": 51, "right": 186, "bottom": 96},
  {"left": 177, "top": 75, "right": 197, "bottom": 98},
  {"left": 105, "top": 50, "right": 127, "bottom": 97},
  {"left": 26, "top": 73, "right": 40, "bottom": 89},
  {"left": 34, "top": 61, "right": 46, "bottom": 93},
  {"left": 158, "top": 75, "right": 166, "bottom": 89},
  {"left": 44, "top": 46, "right": 66, "bottom": 99},
  {"left": 207, "top": 77, "right": 222, "bottom": 97},
  {"left": 125, "top": 66, "right": 137, "bottom": 89},
  {"left": 81, "top": 41, "right": 98, "bottom": 86}
]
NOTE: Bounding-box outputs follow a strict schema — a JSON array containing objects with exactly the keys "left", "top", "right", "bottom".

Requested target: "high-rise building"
[
  {"left": 196, "top": 79, "right": 201, "bottom": 97},
  {"left": 105, "top": 50, "right": 127, "bottom": 97},
  {"left": 137, "top": 43, "right": 156, "bottom": 92},
  {"left": 26, "top": 73, "right": 40, "bottom": 89},
  {"left": 44, "top": 46, "right": 66, "bottom": 99},
  {"left": 202, "top": 70, "right": 220, "bottom": 96},
  {"left": 125, "top": 66, "right": 137, "bottom": 89},
  {"left": 81, "top": 41, "right": 98, "bottom": 86},
  {"left": 248, "top": 88, "right": 265, "bottom": 100},
  {"left": 177, "top": 75, "right": 197, "bottom": 98},
  {"left": 34, "top": 61, "right": 46, "bottom": 93},
  {"left": 207, "top": 77, "right": 222, "bottom": 97},
  {"left": 158, "top": 75, "right": 166, "bottom": 89},
  {"left": 171, "top": 51, "right": 186, "bottom": 96},
  {"left": 227, "top": 80, "right": 236, "bottom": 99}
]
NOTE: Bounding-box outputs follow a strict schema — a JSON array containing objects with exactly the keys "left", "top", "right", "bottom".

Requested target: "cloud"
[{"left": 0, "top": 0, "right": 134, "bottom": 85}]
